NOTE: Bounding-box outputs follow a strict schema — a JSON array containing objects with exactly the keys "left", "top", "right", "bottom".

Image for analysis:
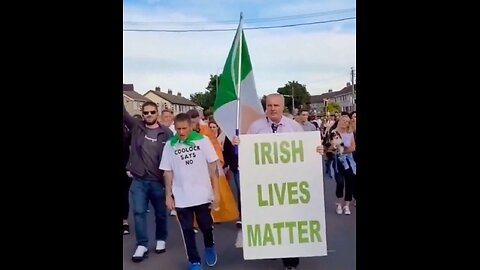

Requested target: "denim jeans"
[{"left": 130, "top": 178, "right": 168, "bottom": 247}]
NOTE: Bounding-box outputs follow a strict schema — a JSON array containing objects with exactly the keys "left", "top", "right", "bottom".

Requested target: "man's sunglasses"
[{"left": 142, "top": 111, "right": 157, "bottom": 115}]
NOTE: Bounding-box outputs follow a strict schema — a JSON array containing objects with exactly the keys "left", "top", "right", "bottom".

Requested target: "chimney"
[
  {"left": 167, "top": 89, "right": 172, "bottom": 95},
  {"left": 328, "top": 89, "right": 333, "bottom": 93},
  {"left": 155, "top": 86, "right": 161, "bottom": 92},
  {"left": 123, "top": 84, "right": 134, "bottom": 92},
  {"left": 177, "top": 92, "right": 181, "bottom": 97},
  {"left": 346, "top": 82, "right": 351, "bottom": 87}
]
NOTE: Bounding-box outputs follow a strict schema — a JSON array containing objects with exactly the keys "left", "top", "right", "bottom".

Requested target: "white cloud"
[{"left": 123, "top": 1, "right": 356, "bottom": 97}]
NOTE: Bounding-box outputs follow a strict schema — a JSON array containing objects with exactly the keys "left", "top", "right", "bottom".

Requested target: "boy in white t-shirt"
[{"left": 159, "top": 113, "right": 220, "bottom": 270}]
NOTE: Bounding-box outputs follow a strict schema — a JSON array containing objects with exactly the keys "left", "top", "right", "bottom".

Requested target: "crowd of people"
[{"left": 122, "top": 93, "right": 356, "bottom": 270}]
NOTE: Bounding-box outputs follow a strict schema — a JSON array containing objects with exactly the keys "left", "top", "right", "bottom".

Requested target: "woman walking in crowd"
[{"left": 326, "top": 114, "right": 356, "bottom": 215}]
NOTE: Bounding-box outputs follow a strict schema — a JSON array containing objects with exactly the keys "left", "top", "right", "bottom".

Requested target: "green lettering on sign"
[
  {"left": 262, "top": 223, "right": 275, "bottom": 246},
  {"left": 279, "top": 141, "right": 290, "bottom": 163},
  {"left": 274, "top": 182, "right": 287, "bottom": 205},
  {"left": 254, "top": 140, "right": 305, "bottom": 165},
  {"left": 261, "top": 142, "right": 272, "bottom": 164},
  {"left": 297, "top": 221, "right": 309, "bottom": 243},
  {"left": 272, "top": 141, "right": 279, "bottom": 163},
  {"left": 291, "top": 140, "right": 304, "bottom": 162},
  {"left": 245, "top": 220, "right": 322, "bottom": 246},
  {"left": 285, "top": 221, "right": 296, "bottom": 244},
  {"left": 309, "top": 220, "right": 322, "bottom": 242},
  {"left": 299, "top": 181, "right": 311, "bottom": 203},
  {"left": 272, "top": 222, "right": 284, "bottom": 245},
  {"left": 287, "top": 182, "right": 299, "bottom": 204},
  {"left": 247, "top": 224, "right": 261, "bottom": 247},
  {"left": 254, "top": 142, "right": 259, "bottom": 165},
  {"left": 257, "top": 185, "right": 268, "bottom": 207}
]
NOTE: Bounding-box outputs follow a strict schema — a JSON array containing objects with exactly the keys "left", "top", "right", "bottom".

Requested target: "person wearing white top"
[{"left": 160, "top": 113, "right": 220, "bottom": 270}]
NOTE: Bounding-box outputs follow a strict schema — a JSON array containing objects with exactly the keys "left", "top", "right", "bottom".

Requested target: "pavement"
[{"left": 123, "top": 172, "right": 355, "bottom": 270}]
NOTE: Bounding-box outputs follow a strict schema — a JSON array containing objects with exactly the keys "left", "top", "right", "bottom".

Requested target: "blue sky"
[{"left": 123, "top": 0, "right": 356, "bottom": 97}]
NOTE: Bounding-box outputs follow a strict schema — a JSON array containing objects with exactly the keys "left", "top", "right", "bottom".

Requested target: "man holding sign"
[{"left": 232, "top": 93, "right": 325, "bottom": 270}]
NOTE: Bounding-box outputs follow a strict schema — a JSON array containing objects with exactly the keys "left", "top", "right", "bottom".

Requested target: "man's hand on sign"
[{"left": 316, "top": 145, "right": 324, "bottom": 155}]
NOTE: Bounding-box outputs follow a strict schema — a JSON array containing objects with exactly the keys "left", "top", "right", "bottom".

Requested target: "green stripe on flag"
[{"left": 213, "top": 29, "right": 253, "bottom": 111}]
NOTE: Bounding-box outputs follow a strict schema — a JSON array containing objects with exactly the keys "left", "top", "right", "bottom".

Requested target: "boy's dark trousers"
[{"left": 176, "top": 203, "right": 214, "bottom": 263}]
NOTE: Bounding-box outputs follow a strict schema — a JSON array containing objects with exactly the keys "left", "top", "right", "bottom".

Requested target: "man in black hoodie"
[{"left": 123, "top": 101, "right": 173, "bottom": 262}]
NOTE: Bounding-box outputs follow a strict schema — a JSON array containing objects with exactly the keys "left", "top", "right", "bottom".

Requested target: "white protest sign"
[{"left": 238, "top": 131, "right": 327, "bottom": 260}]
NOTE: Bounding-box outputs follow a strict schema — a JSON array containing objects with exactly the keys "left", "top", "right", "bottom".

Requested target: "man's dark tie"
[{"left": 271, "top": 123, "right": 279, "bottom": 133}]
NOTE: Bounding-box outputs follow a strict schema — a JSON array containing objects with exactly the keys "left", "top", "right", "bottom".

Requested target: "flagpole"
[{"left": 235, "top": 12, "right": 243, "bottom": 155}]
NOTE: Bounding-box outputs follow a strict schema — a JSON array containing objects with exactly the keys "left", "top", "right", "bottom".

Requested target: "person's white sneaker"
[
  {"left": 235, "top": 229, "right": 243, "bottom": 248},
  {"left": 343, "top": 206, "right": 351, "bottom": 215},
  {"left": 155, "top": 240, "right": 166, "bottom": 253},
  {"left": 336, "top": 204, "right": 343, "bottom": 215},
  {"left": 132, "top": 245, "right": 148, "bottom": 262},
  {"left": 170, "top": 210, "right": 177, "bottom": 216}
]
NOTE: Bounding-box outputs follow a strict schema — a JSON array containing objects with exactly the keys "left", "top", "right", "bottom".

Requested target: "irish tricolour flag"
[{"left": 213, "top": 18, "right": 265, "bottom": 141}]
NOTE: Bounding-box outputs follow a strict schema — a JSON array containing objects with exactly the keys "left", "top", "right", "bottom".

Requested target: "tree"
[
  {"left": 190, "top": 74, "right": 221, "bottom": 110},
  {"left": 326, "top": 102, "right": 341, "bottom": 113},
  {"left": 276, "top": 80, "right": 311, "bottom": 113}
]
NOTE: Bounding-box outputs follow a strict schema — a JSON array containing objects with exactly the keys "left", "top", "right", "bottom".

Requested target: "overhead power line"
[
  {"left": 123, "top": 17, "right": 356, "bottom": 32},
  {"left": 123, "top": 8, "right": 356, "bottom": 26}
]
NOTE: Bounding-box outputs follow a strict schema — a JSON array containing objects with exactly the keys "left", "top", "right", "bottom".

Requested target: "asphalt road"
[{"left": 123, "top": 172, "right": 355, "bottom": 270}]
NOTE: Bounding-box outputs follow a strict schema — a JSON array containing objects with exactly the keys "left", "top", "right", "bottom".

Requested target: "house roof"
[
  {"left": 310, "top": 84, "right": 356, "bottom": 103},
  {"left": 145, "top": 90, "right": 197, "bottom": 106},
  {"left": 123, "top": 91, "right": 152, "bottom": 102},
  {"left": 335, "top": 84, "right": 356, "bottom": 96}
]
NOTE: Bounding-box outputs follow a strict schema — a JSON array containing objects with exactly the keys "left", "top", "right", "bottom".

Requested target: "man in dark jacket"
[
  {"left": 122, "top": 124, "right": 132, "bottom": 235},
  {"left": 123, "top": 101, "right": 173, "bottom": 262},
  {"left": 222, "top": 136, "right": 241, "bottom": 228}
]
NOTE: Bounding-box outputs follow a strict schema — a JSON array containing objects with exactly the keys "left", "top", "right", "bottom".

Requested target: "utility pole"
[
  {"left": 351, "top": 67, "right": 356, "bottom": 111},
  {"left": 291, "top": 85, "right": 295, "bottom": 114},
  {"left": 324, "top": 99, "right": 328, "bottom": 116}
]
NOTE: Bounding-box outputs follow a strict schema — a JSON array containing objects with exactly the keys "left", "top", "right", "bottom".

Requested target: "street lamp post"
[
  {"left": 284, "top": 86, "right": 295, "bottom": 114},
  {"left": 351, "top": 67, "right": 356, "bottom": 111}
]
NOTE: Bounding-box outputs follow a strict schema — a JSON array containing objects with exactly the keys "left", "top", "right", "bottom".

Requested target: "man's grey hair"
[{"left": 266, "top": 93, "right": 285, "bottom": 106}]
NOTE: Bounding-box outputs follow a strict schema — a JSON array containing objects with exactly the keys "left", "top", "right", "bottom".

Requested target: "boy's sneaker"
[
  {"left": 155, "top": 240, "right": 166, "bottom": 253},
  {"left": 131, "top": 245, "right": 148, "bottom": 262},
  {"left": 123, "top": 223, "right": 130, "bottom": 235},
  {"left": 188, "top": 262, "right": 202, "bottom": 270},
  {"left": 204, "top": 246, "right": 218, "bottom": 266},
  {"left": 235, "top": 220, "right": 242, "bottom": 229},
  {"left": 336, "top": 204, "right": 343, "bottom": 215}
]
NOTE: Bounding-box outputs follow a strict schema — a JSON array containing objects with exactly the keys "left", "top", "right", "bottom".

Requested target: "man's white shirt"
[{"left": 159, "top": 136, "right": 218, "bottom": 208}]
